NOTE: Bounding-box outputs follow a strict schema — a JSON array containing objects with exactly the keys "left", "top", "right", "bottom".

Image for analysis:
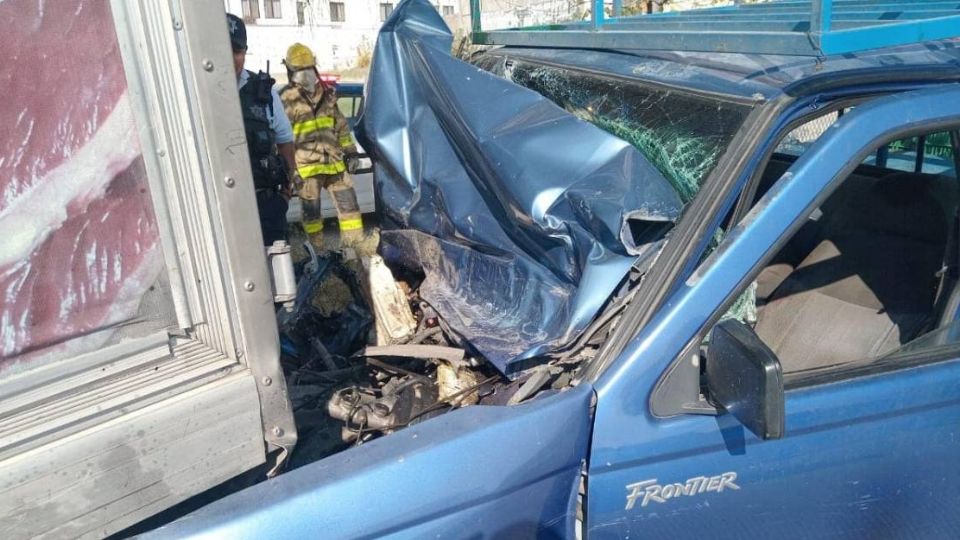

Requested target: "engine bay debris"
[{"left": 279, "top": 238, "right": 583, "bottom": 466}]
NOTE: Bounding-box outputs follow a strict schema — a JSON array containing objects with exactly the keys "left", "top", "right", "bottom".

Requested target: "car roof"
[{"left": 481, "top": 39, "right": 960, "bottom": 101}]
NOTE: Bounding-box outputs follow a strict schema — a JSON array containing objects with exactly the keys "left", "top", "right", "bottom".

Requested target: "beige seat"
[{"left": 755, "top": 171, "right": 952, "bottom": 374}]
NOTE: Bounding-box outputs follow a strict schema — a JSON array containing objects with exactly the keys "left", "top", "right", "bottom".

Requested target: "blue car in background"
[
  {"left": 335, "top": 82, "right": 365, "bottom": 130},
  {"left": 151, "top": 2, "right": 960, "bottom": 539}
]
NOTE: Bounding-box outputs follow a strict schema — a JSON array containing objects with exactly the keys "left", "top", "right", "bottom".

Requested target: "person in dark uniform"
[{"left": 227, "top": 13, "right": 296, "bottom": 245}]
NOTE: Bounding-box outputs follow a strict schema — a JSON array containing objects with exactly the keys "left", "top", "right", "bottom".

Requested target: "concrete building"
[
  {"left": 462, "top": 0, "right": 589, "bottom": 30},
  {"left": 223, "top": 0, "right": 460, "bottom": 77},
  {"left": 223, "top": 0, "right": 731, "bottom": 78}
]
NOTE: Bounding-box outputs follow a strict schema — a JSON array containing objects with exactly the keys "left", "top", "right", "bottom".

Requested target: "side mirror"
[{"left": 706, "top": 319, "right": 785, "bottom": 440}]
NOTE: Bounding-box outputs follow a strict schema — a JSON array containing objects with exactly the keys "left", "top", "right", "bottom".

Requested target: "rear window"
[
  {"left": 495, "top": 60, "right": 753, "bottom": 203},
  {"left": 864, "top": 132, "right": 956, "bottom": 177}
]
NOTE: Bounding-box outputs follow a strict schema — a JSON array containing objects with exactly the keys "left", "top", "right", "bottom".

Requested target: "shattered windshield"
[{"left": 498, "top": 60, "right": 751, "bottom": 204}]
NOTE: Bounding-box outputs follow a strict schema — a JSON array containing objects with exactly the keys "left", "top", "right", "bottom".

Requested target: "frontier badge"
[{"left": 625, "top": 472, "right": 740, "bottom": 510}]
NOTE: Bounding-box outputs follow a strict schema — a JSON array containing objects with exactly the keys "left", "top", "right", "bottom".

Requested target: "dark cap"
[{"left": 226, "top": 13, "right": 247, "bottom": 51}]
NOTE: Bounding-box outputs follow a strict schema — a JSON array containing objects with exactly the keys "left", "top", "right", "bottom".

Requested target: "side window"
[
  {"left": 777, "top": 112, "right": 957, "bottom": 177},
  {"left": 707, "top": 125, "right": 960, "bottom": 387},
  {"left": 774, "top": 111, "right": 840, "bottom": 157},
  {"left": 862, "top": 132, "right": 957, "bottom": 177},
  {"left": 337, "top": 96, "right": 356, "bottom": 118}
]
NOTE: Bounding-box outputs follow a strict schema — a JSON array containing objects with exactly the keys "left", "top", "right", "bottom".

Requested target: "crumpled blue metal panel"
[{"left": 357, "top": 0, "right": 681, "bottom": 374}]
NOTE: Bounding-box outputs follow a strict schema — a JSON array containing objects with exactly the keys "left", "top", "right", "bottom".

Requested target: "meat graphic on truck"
[{"left": 0, "top": 0, "right": 167, "bottom": 373}]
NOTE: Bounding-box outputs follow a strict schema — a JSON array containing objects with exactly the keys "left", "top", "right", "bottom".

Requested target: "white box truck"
[{"left": 0, "top": 1, "right": 296, "bottom": 537}]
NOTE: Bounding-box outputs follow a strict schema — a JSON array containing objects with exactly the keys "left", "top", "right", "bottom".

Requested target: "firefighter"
[
  {"left": 280, "top": 42, "right": 364, "bottom": 251},
  {"left": 227, "top": 13, "right": 297, "bottom": 245}
]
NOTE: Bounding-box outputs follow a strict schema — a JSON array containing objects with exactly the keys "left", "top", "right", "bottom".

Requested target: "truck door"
[
  {"left": 0, "top": 1, "right": 294, "bottom": 537},
  {"left": 585, "top": 86, "right": 960, "bottom": 539}
]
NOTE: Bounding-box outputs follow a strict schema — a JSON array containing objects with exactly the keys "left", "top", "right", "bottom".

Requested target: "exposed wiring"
[{"left": 366, "top": 357, "right": 434, "bottom": 380}]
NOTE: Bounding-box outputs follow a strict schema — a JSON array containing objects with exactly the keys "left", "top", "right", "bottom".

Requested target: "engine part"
[
  {"left": 267, "top": 240, "right": 296, "bottom": 310},
  {"left": 436, "top": 360, "right": 481, "bottom": 406},
  {"left": 328, "top": 377, "right": 440, "bottom": 442}
]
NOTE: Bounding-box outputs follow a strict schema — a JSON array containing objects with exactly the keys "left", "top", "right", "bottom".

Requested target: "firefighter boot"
[
  {"left": 300, "top": 177, "right": 326, "bottom": 251},
  {"left": 327, "top": 174, "right": 364, "bottom": 250}
]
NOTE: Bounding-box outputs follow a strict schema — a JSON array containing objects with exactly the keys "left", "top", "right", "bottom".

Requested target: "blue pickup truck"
[{"left": 149, "top": 2, "right": 960, "bottom": 539}]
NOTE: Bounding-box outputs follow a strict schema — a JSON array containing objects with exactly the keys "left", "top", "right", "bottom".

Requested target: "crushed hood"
[{"left": 357, "top": 0, "right": 682, "bottom": 375}]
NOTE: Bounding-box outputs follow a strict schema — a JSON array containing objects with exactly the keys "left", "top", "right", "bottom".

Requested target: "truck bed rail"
[{"left": 470, "top": 0, "right": 960, "bottom": 56}]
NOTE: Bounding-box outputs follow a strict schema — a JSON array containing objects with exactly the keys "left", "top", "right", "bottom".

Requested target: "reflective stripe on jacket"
[{"left": 279, "top": 84, "right": 358, "bottom": 178}]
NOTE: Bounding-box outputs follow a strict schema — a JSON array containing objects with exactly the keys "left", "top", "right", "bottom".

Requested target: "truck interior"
[{"left": 750, "top": 124, "right": 960, "bottom": 379}]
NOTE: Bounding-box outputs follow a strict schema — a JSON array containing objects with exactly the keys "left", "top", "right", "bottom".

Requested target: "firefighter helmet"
[{"left": 285, "top": 43, "right": 317, "bottom": 70}]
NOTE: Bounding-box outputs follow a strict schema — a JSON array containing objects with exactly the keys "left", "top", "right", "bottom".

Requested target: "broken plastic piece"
[
  {"left": 507, "top": 365, "right": 557, "bottom": 405},
  {"left": 360, "top": 344, "right": 466, "bottom": 365},
  {"left": 361, "top": 255, "right": 417, "bottom": 345}
]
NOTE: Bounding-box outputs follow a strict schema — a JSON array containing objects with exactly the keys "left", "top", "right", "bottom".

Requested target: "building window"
[
  {"left": 330, "top": 2, "right": 345, "bottom": 22},
  {"left": 297, "top": 0, "right": 307, "bottom": 25},
  {"left": 380, "top": 3, "right": 394, "bottom": 21},
  {"left": 442, "top": 5, "right": 455, "bottom": 15},
  {"left": 241, "top": 0, "right": 260, "bottom": 22},
  {"left": 264, "top": 0, "right": 282, "bottom": 18}
]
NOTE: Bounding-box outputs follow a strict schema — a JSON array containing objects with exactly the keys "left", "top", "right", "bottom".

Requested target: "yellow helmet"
[{"left": 285, "top": 42, "right": 316, "bottom": 70}]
